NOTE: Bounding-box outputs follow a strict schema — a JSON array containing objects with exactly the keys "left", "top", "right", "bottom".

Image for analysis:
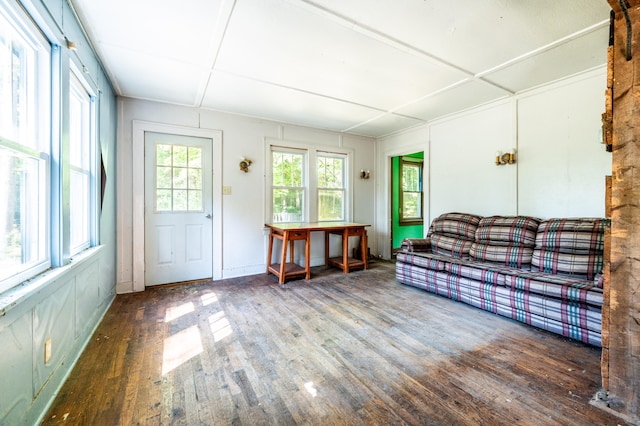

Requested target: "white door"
[{"left": 144, "top": 132, "right": 213, "bottom": 286}]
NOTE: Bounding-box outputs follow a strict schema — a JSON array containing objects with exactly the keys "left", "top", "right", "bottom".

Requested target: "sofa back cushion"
[
  {"left": 469, "top": 216, "right": 541, "bottom": 268},
  {"left": 532, "top": 218, "right": 608, "bottom": 280},
  {"left": 427, "top": 213, "right": 481, "bottom": 259}
]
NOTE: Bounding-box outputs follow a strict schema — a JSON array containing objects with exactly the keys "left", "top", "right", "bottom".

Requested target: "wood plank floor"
[{"left": 42, "top": 261, "right": 627, "bottom": 425}]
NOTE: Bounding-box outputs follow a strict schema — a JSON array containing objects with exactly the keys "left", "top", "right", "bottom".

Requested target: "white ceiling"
[{"left": 70, "top": 0, "right": 611, "bottom": 138}]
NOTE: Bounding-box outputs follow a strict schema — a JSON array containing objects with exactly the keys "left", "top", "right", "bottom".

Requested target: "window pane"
[
  {"left": 402, "top": 192, "right": 421, "bottom": 219},
  {"left": 172, "top": 167, "right": 187, "bottom": 189},
  {"left": 272, "top": 150, "right": 305, "bottom": 222},
  {"left": 318, "top": 189, "right": 344, "bottom": 221},
  {"left": 188, "top": 190, "right": 202, "bottom": 211},
  {"left": 173, "top": 190, "right": 188, "bottom": 211},
  {"left": 273, "top": 189, "right": 303, "bottom": 222},
  {"left": 173, "top": 145, "right": 188, "bottom": 167},
  {"left": 272, "top": 151, "right": 303, "bottom": 188},
  {"left": 0, "top": 2, "right": 51, "bottom": 291},
  {"left": 155, "top": 144, "right": 203, "bottom": 212},
  {"left": 156, "top": 189, "right": 172, "bottom": 211},
  {"left": 0, "top": 149, "right": 45, "bottom": 280},
  {"left": 68, "top": 73, "right": 92, "bottom": 254},
  {"left": 317, "top": 156, "right": 344, "bottom": 189},
  {"left": 156, "top": 166, "right": 172, "bottom": 188},
  {"left": 188, "top": 147, "right": 201, "bottom": 168},
  {"left": 156, "top": 144, "right": 172, "bottom": 166},
  {"left": 188, "top": 168, "right": 201, "bottom": 190},
  {"left": 70, "top": 170, "right": 89, "bottom": 250},
  {"left": 402, "top": 164, "right": 420, "bottom": 192}
]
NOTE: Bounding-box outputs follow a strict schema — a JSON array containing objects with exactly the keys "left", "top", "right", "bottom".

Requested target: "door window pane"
[{"left": 155, "top": 144, "right": 203, "bottom": 212}]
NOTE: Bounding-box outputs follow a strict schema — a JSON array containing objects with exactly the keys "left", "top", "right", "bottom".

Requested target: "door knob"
[{"left": 205, "top": 214, "right": 212, "bottom": 219}]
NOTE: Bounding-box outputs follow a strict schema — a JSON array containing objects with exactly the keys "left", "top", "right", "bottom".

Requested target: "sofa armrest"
[{"left": 400, "top": 238, "right": 431, "bottom": 253}]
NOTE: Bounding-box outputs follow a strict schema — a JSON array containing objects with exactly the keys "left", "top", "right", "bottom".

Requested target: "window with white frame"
[
  {"left": 400, "top": 158, "right": 423, "bottom": 225},
  {"left": 0, "top": 2, "right": 51, "bottom": 292},
  {"left": 271, "top": 149, "right": 305, "bottom": 223},
  {"left": 270, "top": 144, "right": 350, "bottom": 224},
  {"left": 317, "top": 153, "right": 346, "bottom": 221},
  {"left": 68, "top": 71, "right": 94, "bottom": 254}
]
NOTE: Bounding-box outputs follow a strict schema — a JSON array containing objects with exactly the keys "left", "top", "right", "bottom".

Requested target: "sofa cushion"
[
  {"left": 469, "top": 216, "right": 541, "bottom": 268},
  {"left": 474, "top": 216, "right": 541, "bottom": 247},
  {"left": 445, "top": 258, "right": 514, "bottom": 286},
  {"left": 532, "top": 218, "right": 608, "bottom": 280},
  {"left": 504, "top": 271, "right": 603, "bottom": 308},
  {"left": 395, "top": 252, "right": 449, "bottom": 272},
  {"left": 430, "top": 235, "right": 476, "bottom": 259},
  {"left": 429, "top": 212, "right": 481, "bottom": 239},
  {"left": 427, "top": 213, "right": 481, "bottom": 259},
  {"left": 400, "top": 238, "right": 431, "bottom": 253}
]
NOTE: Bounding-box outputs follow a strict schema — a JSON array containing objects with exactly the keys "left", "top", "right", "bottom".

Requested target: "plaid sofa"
[{"left": 396, "top": 212, "right": 609, "bottom": 346}]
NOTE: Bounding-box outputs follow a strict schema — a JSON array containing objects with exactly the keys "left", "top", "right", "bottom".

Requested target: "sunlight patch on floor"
[
  {"left": 164, "top": 302, "right": 194, "bottom": 322},
  {"left": 162, "top": 325, "right": 203, "bottom": 375},
  {"left": 304, "top": 381, "right": 318, "bottom": 398},
  {"left": 200, "top": 292, "right": 218, "bottom": 306},
  {"left": 209, "top": 311, "right": 233, "bottom": 342}
]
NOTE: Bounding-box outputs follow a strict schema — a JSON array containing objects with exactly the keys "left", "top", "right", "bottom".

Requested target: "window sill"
[
  {"left": 399, "top": 220, "right": 424, "bottom": 226},
  {"left": 0, "top": 245, "right": 105, "bottom": 317}
]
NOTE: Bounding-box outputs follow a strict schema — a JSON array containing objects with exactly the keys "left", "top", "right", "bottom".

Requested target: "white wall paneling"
[{"left": 377, "top": 67, "right": 611, "bottom": 259}]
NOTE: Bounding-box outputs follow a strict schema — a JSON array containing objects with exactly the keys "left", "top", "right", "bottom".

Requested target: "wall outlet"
[
  {"left": 44, "top": 338, "right": 52, "bottom": 364},
  {"left": 223, "top": 186, "right": 232, "bottom": 195}
]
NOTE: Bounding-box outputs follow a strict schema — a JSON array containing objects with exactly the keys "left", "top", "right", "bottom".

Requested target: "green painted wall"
[{"left": 392, "top": 152, "right": 425, "bottom": 249}]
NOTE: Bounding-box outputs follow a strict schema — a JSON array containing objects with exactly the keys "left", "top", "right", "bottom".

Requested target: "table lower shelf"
[
  {"left": 267, "top": 263, "right": 308, "bottom": 282},
  {"left": 327, "top": 256, "right": 366, "bottom": 272}
]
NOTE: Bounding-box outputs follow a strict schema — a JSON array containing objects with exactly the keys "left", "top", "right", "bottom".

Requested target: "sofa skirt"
[{"left": 396, "top": 262, "right": 601, "bottom": 347}]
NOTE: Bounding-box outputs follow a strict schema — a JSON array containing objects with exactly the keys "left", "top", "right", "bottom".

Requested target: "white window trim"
[{"left": 265, "top": 137, "right": 353, "bottom": 224}]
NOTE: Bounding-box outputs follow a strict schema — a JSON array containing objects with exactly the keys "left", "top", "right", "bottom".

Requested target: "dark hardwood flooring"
[{"left": 42, "top": 260, "right": 626, "bottom": 425}]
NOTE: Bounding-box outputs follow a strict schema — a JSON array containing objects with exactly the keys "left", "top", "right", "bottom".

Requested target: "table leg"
[
  {"left": 279, "top": 230, "right": 288, "bottom": 284},
  {"left": 362, "top": 229, "right": 368, "bottom": 269},
  {"left": 305, "top": 230, "right": 311, "bottom": 280},
  {"left": 324, "top": 231, "right": 330, "bottom": 266},
  {"left": 343, "top": 228, "right": 349, "bottom": 274},
  {"left": 266, "top": 229, "right": 274, "bottom": 274}
]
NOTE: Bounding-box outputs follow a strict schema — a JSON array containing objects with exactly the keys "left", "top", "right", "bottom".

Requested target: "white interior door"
[{"left": 144, "top": 132, "right": 213, "bottom": 286}]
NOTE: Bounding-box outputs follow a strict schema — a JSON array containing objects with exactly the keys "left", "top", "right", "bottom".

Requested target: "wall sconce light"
[
  {"left": 239, "top": 157, "right": 252, "bottom": 173},
  {"left": 66, "top": 39, "right": 77, "bottom": 51},
  {"left": 495, "top": 149, "right": 516, "bottom": 166},
  {"left": 360, "top": 169, "right": 371, "bottom": 179}
]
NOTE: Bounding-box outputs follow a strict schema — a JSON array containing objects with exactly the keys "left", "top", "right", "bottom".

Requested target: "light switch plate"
[{"left": 223, "top": 186, "right": 232, "bottom": 195}]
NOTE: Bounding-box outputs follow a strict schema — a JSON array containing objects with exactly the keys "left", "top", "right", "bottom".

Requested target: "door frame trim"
[{"left": 132, "top": 120, "right": 223, "bottom": 291}]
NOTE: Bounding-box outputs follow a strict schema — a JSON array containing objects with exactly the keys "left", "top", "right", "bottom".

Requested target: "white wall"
[
  {"left": 517, "top": 71, "right": 610, "bottom": 217},
  {"left": 117, "top": 99, "right": 376, "bottom": 293},
  {"left": 376, "top": 68, "right": 611, "bottom": 258}
]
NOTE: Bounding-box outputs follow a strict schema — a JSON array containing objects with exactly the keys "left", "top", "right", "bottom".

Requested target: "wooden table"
[{"left": 265, "top": 222, "right": 370, "bottom": 284}]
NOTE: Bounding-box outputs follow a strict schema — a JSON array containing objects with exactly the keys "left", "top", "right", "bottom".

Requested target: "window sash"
[
  {"left": 271, "top": 149, "right": 306, "bottom": 223},
  {"left": 0, "top": 2, "right": 51, "bottom": 292},
  {"left": 400, "top": 159, "right": 424, "bottom": 225},
  {"left": 317, "top": 153, "right": 346, "bottom": 221},
  {"left": 68, "top": 71, "right": 93, "bottom": 254}
]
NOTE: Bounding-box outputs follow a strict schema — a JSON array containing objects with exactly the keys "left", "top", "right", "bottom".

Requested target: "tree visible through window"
[
  {"left": 272, "top": 150, "right": 305, "bottom": 223},
  {"left": 400, "top": 159, "right": 423, "bottom": 225},
  {"left": 317, "top": 154, "right": 345, "bottom": 221}
]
